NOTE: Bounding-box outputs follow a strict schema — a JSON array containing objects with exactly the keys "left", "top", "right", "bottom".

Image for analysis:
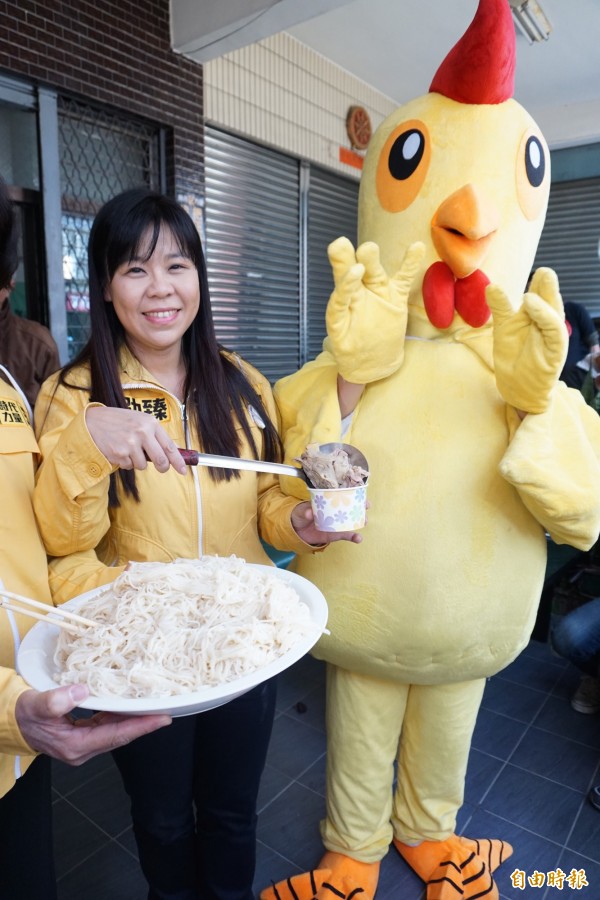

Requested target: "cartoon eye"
[
  {"left": 525, "top": 136, "right": 545, "bottom": 187},
  {"left": 376, "top": 119, "right": 431, "bottom": 213},
  {"left": 388, "top": 130, "right": 425, "bottom": 180},
  {"left": 516, "top": 128, "right": 549, "bottom": 221}
]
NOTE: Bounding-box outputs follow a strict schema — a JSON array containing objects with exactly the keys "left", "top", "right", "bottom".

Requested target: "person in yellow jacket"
[
  {"left": 33, "top": 188, "right": 361, "bottom": 900},
  {"left": 0, "top": 179, "right": 172, "bottom": 900}
]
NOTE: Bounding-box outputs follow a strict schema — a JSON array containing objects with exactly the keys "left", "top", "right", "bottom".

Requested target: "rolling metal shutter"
[
  {"left": 306, "top": 167, "right": 358, "bottom": 361},
  {"left": 204, "top": 126, "right": 301, "bottom": 382},
  {"left": 533, "top": 178, "right": 600, "bottom": 318},
  {"left": 204, "top": 127, "right": 359, "bottom": 382}
]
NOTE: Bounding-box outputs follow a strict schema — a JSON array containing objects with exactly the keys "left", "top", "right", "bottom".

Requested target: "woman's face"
[{"left": 106, "top": 225, "right": 200, "bottom": 362}]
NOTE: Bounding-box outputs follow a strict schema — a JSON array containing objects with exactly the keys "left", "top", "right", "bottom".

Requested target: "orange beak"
[{"left": 431, "top": 184, "right": 500, "bottom": 279}]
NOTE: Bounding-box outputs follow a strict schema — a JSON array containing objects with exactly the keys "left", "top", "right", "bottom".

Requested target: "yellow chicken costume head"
[{"left": 359, "top": 0, "right": 550, "bottom": 338}]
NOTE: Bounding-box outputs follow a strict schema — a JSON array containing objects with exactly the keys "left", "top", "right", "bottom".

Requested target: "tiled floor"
[{"left": 52, "top": 638, "right": 600, "bottom": 899}]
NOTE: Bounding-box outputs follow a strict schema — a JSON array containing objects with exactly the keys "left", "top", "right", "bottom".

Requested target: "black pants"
[
  {"left": 0, "top": 755, "right": 56, "bottom": 900},
  {"left": 112, "top": 678, "right": 277, "bottom": 900}
]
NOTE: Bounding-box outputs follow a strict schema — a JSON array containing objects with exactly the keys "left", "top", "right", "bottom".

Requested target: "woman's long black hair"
[{"left": 58, "top": 188, "right": 282, "bottom": 505}]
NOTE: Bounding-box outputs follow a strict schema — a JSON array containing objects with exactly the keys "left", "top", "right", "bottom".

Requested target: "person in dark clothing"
[
  {"left": 0, "top": 275, "right": 60, "bottom": 410},
  {"left": 560, "top": 300, "right": 600, "bottom": 390},
  {"left": 552, "top": 598, "right": 600, "bottom": 813}
]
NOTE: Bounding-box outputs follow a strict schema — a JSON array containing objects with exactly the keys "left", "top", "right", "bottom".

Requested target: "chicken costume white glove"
[
  {"left": 486, "top": 267, "right": 567, "bottom": 415},
  {"left": 324, "top": 237, "right": 425, "bottom": 384}
]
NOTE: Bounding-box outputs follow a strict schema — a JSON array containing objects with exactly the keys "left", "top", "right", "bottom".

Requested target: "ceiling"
[{"left": 171, "top": 0, "right": 600, "bottom": 149}]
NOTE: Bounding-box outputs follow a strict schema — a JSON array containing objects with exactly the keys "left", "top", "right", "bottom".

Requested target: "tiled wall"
[
  {"left": 204, "top": 32, "right": 397, "bottom": 179},
  {"left": 0, "top": 0, "right": 204, "bottom": 196}
]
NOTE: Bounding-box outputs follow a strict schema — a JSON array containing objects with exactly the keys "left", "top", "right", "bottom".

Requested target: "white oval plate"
[{"left": 17, "top": 565, "right": 327, "bottom": 717}]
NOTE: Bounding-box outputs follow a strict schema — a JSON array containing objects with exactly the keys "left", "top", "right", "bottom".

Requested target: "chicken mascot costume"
[{"left": 261, "top": 0, "right": 600, "bottom": 898}]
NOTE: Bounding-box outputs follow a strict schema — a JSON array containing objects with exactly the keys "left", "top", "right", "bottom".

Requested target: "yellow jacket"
[
  {"left": 33, "top": 348, "right": 313, "bottom": 605},
  {"left": 0, "top": 375, "right": 51, "bottom": 798}
]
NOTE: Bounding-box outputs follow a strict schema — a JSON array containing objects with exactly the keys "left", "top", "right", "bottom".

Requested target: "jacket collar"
[{"left": 118, "top": 343, "right": 162, "bottom": 388}]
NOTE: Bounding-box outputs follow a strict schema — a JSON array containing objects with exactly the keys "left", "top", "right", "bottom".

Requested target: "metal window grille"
[{"left": 58, "top": 96, "right": 163, "bottom": 358}]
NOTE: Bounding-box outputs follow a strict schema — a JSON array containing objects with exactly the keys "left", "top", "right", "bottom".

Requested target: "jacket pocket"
[{"left": 0, "top": 422, "right": 38, "bottom": 455}]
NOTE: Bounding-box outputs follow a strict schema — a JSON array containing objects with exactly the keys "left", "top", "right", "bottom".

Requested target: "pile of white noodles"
[{"left": 53, "top": 556, "right": 317, "bottom": 699}]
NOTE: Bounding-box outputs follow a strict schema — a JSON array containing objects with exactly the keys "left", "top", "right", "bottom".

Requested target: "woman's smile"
[{"left": 142, "top": 308, "right": 182, "bottom": 323}]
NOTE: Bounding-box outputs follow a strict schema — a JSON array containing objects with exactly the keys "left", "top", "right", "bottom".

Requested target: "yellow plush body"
[
  {"left": 275, "top": 327, "right": 600, "bottom": 873},
  {"left": 277, "top": 340, "right": 600, "bottom": 686}
]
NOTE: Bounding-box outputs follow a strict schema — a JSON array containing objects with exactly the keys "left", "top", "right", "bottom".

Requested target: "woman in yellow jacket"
[
  {"left": 33, "top": 188, "right": 360, "bottom": 900},
  {"left": 0, "top": 180, "right": 170, "bottom": 900},
  {"left": 0, "top": 371, "right": 172, "bottom": 900}
]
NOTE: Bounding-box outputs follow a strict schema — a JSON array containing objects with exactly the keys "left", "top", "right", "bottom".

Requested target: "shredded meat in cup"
[{"left": 296, "top": 443, "right": 369, "bottom": 489}]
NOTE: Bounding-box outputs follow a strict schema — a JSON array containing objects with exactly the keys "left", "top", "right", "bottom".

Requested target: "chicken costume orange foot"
[
  {"left": 394, "top": 835, "right": 513, "bottom": 900},
  {"left": 259, "top": 853, "right": 380, "bottom": 900}
]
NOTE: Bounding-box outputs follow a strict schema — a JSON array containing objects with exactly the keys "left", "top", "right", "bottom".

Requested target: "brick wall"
[{"left": 0, "top": 0, "right": 203, "bottom": 196}]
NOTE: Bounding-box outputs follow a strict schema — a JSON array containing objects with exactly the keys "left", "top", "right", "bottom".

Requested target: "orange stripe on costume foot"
[
  {"left": 455, "top": 837, "right": 512, "bottom": 873},
  {"left": 259, "top": 868, "right": 330, "bottom": 900},
  {"left": 318, "top": 853, "right": 380, "bottom": 900},
  {"left": 426, "top": 855, "right": 497, "bottom": 900},
  {"left": 321, "top": 881, "right": 365, "bottom": 899}
]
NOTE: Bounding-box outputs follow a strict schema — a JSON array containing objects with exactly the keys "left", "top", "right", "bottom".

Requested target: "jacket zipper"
[
  {"left": 182, "top": 401, "right": 204, "bottom": 558},
  {"left": 122, "top": 380, "right": 204, "bottom": 558}
]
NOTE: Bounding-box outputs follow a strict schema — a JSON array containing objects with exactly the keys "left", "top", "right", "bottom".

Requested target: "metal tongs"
[
  {"left": 177, "top": 442, "right": 369, "bottom": 488},
  {"left": 177, "top": 448, "right": 313, "bottom": 483}
]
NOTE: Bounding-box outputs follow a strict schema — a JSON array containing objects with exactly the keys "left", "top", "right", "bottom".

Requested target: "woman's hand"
[
  {"left": 85, "top": 407, "right": 187, "bottom": 474},
  {"left": 15, "top": 685, "right": 171, "bottom": 766},
  {"left": 291, "top": 501, "right": 364, "bottom": 546}
]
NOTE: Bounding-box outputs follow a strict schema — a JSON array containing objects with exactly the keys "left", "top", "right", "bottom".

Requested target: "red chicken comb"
[{"left": 429, "top": 0, "right": 515, "bottom": 105}]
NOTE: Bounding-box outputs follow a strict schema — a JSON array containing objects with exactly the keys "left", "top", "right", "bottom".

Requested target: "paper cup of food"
[
  {"left": 307, "top": 482, "right": 368, "bottom": 532},
  {"left": 297, "top": 442, "right": 369, "bottom": 533}
]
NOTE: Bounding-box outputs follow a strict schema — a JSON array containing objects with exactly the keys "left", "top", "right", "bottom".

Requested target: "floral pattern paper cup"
[{"left": 307, "top": 483, "right": 368, "bottom": 532}]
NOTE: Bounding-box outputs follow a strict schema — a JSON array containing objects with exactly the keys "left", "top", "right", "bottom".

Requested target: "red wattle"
[
  {"left": 422, "top": 262, "right": 455, "bottom": 329},
  {"left": 454, "top": 270, "right": 491, "bottom": 327}
]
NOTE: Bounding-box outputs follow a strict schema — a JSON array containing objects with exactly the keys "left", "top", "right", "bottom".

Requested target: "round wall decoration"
[{"left": 346, "top": 105, "right": 372, "bottom": 151}]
